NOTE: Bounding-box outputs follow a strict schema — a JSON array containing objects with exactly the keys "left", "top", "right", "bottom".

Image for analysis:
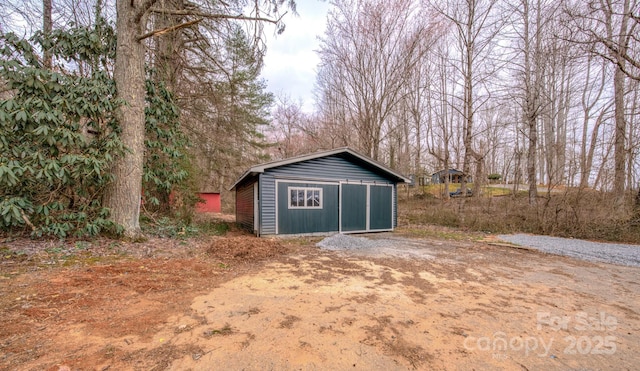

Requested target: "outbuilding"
[
  {"left": 195, "top": 192, "right": 221, "bottom": 213},
  {"left": 431, "top": 168, "right": 472, "bottom": 184},
  {"left": 230, "top": 147, "right": 410, "bottom": 236}
]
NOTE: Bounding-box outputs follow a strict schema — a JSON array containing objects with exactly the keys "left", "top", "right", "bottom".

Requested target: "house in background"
[
  {"left": 230, "top": 147, "right": 410, "bottom": 236},
  {"left": 431, "top": 169, "right": 472, "bottom": 184}
]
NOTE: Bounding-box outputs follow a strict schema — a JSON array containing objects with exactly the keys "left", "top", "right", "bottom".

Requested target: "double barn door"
[{"left": 340, "top": 183, "right": 393, "bottom": 233}]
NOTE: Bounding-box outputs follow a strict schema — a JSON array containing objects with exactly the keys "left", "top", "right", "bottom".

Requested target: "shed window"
[{"left": 289, "top": 187, "right": 322, "bottom": 209}]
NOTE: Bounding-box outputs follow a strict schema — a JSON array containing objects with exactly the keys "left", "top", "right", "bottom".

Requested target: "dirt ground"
[{"left": 1, "top": 228, "right": 639, "bottom": 370}]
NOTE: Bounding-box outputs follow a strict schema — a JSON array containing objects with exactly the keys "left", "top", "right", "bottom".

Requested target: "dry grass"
[{"left": 400, "top": 188, "right": 640, "bottom": 244}]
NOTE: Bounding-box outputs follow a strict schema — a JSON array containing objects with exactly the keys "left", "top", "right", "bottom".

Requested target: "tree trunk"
[
  {"left": 104, "top": 0, "right": 146, "bottom": 237},
  {"left": 527, "top": 114, "right": 538, "bottom": 204},
  {"left": 579, "top": 58, "right": 607, "bottom": 189},
  {"left": 542, "top": 73, "right": 555, "bottom": 186},
  {"left": 473, "top": 155, "right": 483, "bottom": 196},
  {"left": 582, "top": 110, "right": 606, "bottom": 188},
  {"left": 43, "top": 0, "right": 52, "bottom": 69},
  {"left": 611, "top": 0, "right": 630, "bottom": 205},
  {"left": 522, "top": 0, "right": 539, "bottom": 204},
  {"left": 613, "top": 64, "right": 627, "bottom": 202},
  {"left": 513, "top": 148, "right": 522, "bottom": 195},
  {"left": 413, "top": 103, "right": 422, "bottom": 176},
  {"left": 556, "top": 67, "right": 570, "bottom": 185}
]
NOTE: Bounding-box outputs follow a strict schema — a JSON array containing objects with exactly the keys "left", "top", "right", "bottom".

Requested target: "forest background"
[{"left": 1, "top": 0, "right": 639, "bottom": 242}]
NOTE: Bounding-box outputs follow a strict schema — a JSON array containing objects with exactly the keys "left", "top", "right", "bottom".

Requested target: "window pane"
[
  {"left": 294, "top": 190, "right": 299, "bottom": 207},
  {"left": 291, "top": 189, "right": 303, "bottom": 207},
  {"left": 290, "top": 188, "right": 321, "bottom": 208}
]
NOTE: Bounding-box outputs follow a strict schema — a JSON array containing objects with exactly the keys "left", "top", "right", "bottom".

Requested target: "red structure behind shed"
[{"left": 196, "top": 192, "right": 221, "bottom": 213}]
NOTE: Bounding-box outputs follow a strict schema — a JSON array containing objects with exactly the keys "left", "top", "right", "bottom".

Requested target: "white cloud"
[{"left": 262, "top": 1, "right": 330, "bottom": 113}]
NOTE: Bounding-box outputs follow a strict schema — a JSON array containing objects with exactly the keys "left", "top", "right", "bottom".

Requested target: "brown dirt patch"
[
  {"left": 0, "top": 233, "right": 294, "bottom": 370},
  {"left": 206, "top": 236, "right": 290, "bottom": 262},
  {"left": 1, "top": 232, "right": 639, "bottom": 370}
]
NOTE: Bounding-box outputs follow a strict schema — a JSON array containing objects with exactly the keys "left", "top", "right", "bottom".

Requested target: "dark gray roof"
[
  {"left": 230, "top": 147, "right": 411, "bottom": 190},
  {"left": 432, "top": 168, "right": 466, "bottom": 176}
]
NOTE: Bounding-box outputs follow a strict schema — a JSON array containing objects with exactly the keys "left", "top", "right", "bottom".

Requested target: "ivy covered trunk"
[{"left": 104, "top": 0, "right": 146, "bottom": 237}]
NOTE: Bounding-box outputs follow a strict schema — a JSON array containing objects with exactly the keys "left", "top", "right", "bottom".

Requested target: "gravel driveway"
[
  {"left": 498, "top": 234, "right": 640, "bottom": 267},
  {"left": 317, "top": 233, "right": 439, "bottom": 259},
  {"left": 317, "top": 232, "right": 640, "bottom": 268}
]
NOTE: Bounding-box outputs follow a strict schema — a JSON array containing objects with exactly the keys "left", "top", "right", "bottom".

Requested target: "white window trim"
[{"left": 288, "top": 187, "right": 323, "bottom": 209}]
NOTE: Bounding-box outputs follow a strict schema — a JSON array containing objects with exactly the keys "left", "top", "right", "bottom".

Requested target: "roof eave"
[
  {"left": 228, "top": 170, "right": 261, "bottom": 191},
  {"left": 230, "top": 147, "right": 411, "bottom": 190}
]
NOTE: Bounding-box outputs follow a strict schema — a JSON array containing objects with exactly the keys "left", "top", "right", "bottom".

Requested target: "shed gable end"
[{"left": 258, "top": 154, "right": 396, "bottom": 235}]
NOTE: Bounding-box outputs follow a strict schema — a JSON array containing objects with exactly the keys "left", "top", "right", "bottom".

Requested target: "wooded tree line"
[
  {"left": 271, "top": 0, "right": 640, "bottom": 206},
  {"left": 1, "top": 0, "right": 638, "bottom": 237},
  {"left": 1, "top": 0, "right": 292, "bottom": 237}
]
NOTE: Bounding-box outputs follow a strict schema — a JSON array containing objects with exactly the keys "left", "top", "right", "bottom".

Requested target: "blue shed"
[{"left": 230, "top": 147, "right": 410, "bottom": 236}]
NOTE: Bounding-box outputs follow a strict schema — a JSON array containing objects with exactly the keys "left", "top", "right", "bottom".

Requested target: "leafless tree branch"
[{"left": 137, "top": 17, "right": 202, "bottom": 41}]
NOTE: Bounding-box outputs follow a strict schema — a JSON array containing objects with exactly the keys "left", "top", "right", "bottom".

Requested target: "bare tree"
[
  {"left": 425, "top": 44, "right": 459, "bottom": 199},
  {"left": 605, "top": 0, "right": 634, "bottom": 203},
  {"left": 317, "top": 0, "right": 437, "bottom": 160},
  {"left": 538, "top": 15, "right": 575, "bottom": 189},
  {"left": 578, "top": 57, "right": 610, "bottom": 188},
  {"left": 314, "top": 67, "right": 355, "bottom": 148},
  {"left": 566, "top": 0, "right": 639, "bottom": 81},
  {"left": 427, "top": 0, "right": 503, "bottom": 206},
  {"left": 566, "top": 0, "right": 638, "bottom": 204},
  {"left": 269, "top": 95, "right": 310, "bottom": 159},
  {"left": 501, "top": 0, "right": 553, "bottom": 204}
]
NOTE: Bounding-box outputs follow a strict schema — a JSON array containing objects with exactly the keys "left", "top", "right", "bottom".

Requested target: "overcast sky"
[
  {"left": 261, "top": 1, "right": 331, "bottom": 113},
  {"left": 1, "top": 0, "right": 328, "bottom": 112}
]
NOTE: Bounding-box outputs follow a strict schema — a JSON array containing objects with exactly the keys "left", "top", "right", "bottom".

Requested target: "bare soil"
[{"left": 1, "top": 229, "right": 639, "bottom": 370}]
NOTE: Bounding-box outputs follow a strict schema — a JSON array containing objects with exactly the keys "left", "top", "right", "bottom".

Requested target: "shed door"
[
  {"left": 369, "top": 185, "right": 392, "bottom": 230},
  {"left": 341, "top": 184, "right": 367, "bottom": 232},
  {"left": 340, "top": 183, "right": 393, "bottom": 232}
]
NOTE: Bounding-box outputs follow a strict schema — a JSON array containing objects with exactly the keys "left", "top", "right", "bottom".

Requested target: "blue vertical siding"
[
  {"left": 259, "top": 173, "right": 276, "bottom": 235},
  {"left": 393, "top": 184, "right": 398, "bottom": 228},
  {"left": 276, "top": 181, "right": 340, "bottom": 234}
]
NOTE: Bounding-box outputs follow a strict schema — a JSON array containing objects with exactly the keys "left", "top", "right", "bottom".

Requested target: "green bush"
[
  {"left": 0, "top": 25, "right": 123, "bottom": 238},
  {"left": 1, "top": 20, "right": 197, "bottom": 238},
  {"left": 142, "top": 75, "right": 197, "bottom": 221}
]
